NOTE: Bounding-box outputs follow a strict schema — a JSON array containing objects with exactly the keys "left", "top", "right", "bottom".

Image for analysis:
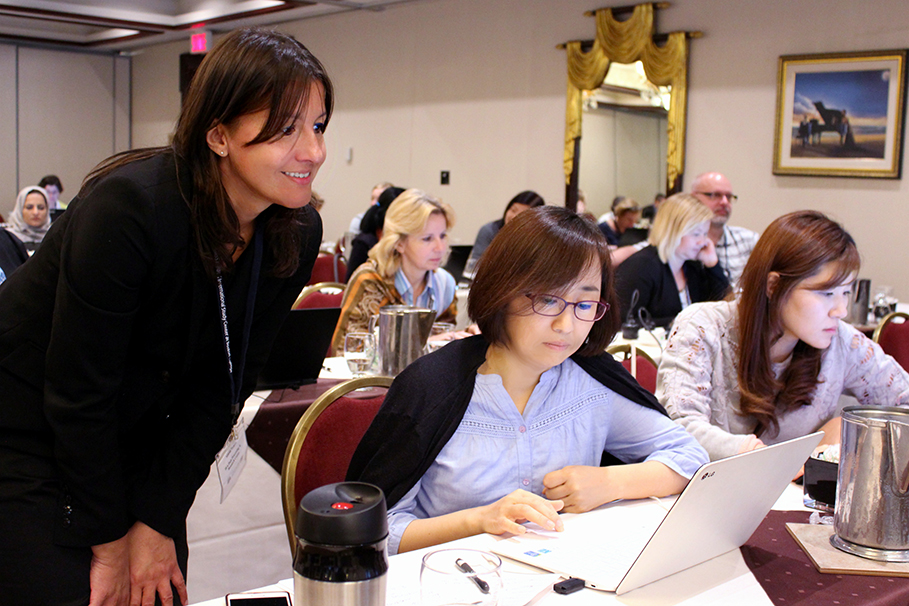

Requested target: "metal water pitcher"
[
  {"left": 832, "top": 406, "right": 909, "bottom": 561},
  {"left": 373, "top": 305, "right": 435, "bottom": 376}
]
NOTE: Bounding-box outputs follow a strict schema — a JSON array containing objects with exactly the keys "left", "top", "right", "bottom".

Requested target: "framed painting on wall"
[{"left": 773, "top": 50, "right": 907, "bottom": 178}]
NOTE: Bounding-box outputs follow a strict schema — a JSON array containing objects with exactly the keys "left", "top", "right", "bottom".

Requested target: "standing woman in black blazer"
[{"left": 0, "top": 28, "right": 331, "bottom": 606}]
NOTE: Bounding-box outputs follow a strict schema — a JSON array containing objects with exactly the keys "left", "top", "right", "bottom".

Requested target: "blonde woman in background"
[
  {"left": 614, "top": 193, "right": 730, "bottom": 328},
  {"left": 5, "top": 186, "right": 51, "bottom": 253},
  {"left": 332, "top": 189, "right": 459, "bottom": 355}
]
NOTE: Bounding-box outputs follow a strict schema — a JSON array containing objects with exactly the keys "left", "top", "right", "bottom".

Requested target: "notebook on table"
[
  {"left": 255, "top": 307, "right": 341, "bottom": 390},
  {"left": 491, "top": 432, "right": 823, "bottom": 595}
]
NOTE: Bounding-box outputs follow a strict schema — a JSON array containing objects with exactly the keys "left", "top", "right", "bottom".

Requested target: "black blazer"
[
  {"left": 0, "top": 153, "right": 321, "bottom": 547},
  {"left": 615, "top": 245, "right": 729, "bottom": 328}
]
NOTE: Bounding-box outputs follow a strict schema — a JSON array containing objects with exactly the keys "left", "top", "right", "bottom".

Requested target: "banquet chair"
[
  {"left": 291, "top": 281, "right": 345, "bottom": 310},
  {"left": 606, "top": 343, "right": 659, "bottom": 394},
  {"left": 306, "top": 252, "right": 347, "bottom": 285},
  {"left": 873, "top": 311, "right": 909, "bottom": 370},
  {"left": 281, "top": 375, "right": 393, "bottom": 554}
]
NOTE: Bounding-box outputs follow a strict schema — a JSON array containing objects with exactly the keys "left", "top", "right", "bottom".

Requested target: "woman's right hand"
[
  {"left": 89, "top": 535, "right": 130, "bottom": 606},
  {"left": 737, "top": 434, "right": 765, "bottom": 454},
  {"left": 474, "top": 489, "right": 564, "bottom": 536},
  {"left": 127, "top": 521, "right": 188, "bottom": 606}
]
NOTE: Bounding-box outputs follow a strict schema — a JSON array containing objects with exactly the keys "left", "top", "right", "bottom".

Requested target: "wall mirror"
[{"left": 561, "top": 3, "right": 698, "bottom": 210}]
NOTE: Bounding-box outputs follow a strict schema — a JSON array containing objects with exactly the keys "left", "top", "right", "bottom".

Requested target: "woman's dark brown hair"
[
  {"left": 468, "top": 205, "right": 620, "bottom": 355},
  {"left": 500, "top": 190, "right": 545, "bottom": 223},
  {"left": 82, "top": 27, "right": 334, "bottom": 278},
  {"left": 737, "top": 211, "right": 860, "bottom": 437}
]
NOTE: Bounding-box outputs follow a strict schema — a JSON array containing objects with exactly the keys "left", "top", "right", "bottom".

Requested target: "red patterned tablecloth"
[{"left": 741, "top": 510, "right": 909, "bottom": 605}]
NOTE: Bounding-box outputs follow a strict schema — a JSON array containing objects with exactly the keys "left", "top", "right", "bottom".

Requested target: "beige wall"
[
  {"left": 129, "top": 0, "right": 909, "bottom": 298},
  {"left": 0, "top": 44, "right": 129, "bottom": 217}
]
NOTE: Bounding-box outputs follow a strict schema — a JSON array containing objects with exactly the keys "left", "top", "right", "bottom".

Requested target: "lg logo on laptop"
[{"left": 700, "top": 471, "right": 715, "bottom": 480}]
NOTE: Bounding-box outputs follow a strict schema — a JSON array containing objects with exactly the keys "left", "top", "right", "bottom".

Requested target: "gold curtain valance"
[{"left": 562, "top": 3, "right": 691, "bottom": 192}]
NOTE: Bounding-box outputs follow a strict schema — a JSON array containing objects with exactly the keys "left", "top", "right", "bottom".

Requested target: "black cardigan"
[
  {"left": 346, "top": 335, "right": 666, "bottom": 508},
  {"left": 615, "top": 245, "right": 730, "bottom": 328}
]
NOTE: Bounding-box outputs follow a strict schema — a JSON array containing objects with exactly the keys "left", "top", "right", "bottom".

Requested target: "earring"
[{"left": 219, "top": 150, "right": 226, "bottom": 156}]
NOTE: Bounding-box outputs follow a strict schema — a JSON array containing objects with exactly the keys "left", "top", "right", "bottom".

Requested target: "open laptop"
[
  {"left": 255, "top": 307, "right": 342, "bottom": 390},
  {"left": 443, "top": 244, "right": 473, "bottom": 284},
  {"left": 492, "top": 432, "right": 823, "bottom": 595}
]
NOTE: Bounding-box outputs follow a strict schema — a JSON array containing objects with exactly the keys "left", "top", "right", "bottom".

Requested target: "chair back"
[
  {"left": 873, "top": 311, "right": 909, "bottom": 371},
  {"left": 281, "top": 375, "right": 393, "bottom": 554},
  {"left": 307, "top": 253, "right": 347, "bottom": 285},
  {"left": 292, "top": 281, "right": 345, "bottom": 310},
  {"left": 606, "top": 343, "right": 659, "bottom": 394},
  {"left": 333, "top": 253, "right": 347, "bottom": 283}
]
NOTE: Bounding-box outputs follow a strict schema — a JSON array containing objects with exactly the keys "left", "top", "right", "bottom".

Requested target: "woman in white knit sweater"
[{"left": 657, "top": 211, "right": 909, "bottom": 460}]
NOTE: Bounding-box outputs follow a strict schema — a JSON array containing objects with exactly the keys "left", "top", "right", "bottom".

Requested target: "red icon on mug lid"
[{"left": 331, "top": 502, "right": 354, "bottom": 510}]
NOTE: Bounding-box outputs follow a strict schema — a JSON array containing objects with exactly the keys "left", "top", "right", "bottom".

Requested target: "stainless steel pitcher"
[
  {"left": 832, "top": 406, "right": 909, "bottom": 561},
  {"left": 374, "top": 306, "right": 435, "bottom": 376}
]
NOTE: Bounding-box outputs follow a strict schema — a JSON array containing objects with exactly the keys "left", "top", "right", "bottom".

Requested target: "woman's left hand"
[
  {"left": 127, "top": 521, "right": 188, "bottom": 606},
  {"left": 696, "top": 239, "right": 719, "bottom": 268},
  {"left": 542, "top": 466, "right": 612, "bottom": 513}
]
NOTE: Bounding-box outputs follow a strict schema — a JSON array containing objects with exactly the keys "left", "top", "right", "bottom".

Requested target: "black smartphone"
[{"left": 224, "top": 591, "right": 291, "bottom": 606}]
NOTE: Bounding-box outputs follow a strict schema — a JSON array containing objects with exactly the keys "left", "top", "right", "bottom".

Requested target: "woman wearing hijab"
[{"left": 5, "top": 185, "right": 51, "bottom": 253}]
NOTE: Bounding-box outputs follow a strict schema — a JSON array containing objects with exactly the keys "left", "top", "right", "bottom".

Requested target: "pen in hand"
[{"left": 455, "top": 558, "right": 490, "bottom": 594}]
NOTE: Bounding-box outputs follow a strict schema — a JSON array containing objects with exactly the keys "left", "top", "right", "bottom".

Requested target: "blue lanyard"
[{"left": 215, "top": 225, "right": 263, "bottom": 421}]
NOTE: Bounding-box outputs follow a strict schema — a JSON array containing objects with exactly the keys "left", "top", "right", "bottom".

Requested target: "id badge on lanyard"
[{"left": 214, "top": 226, "right": 263, "bottom": 502}]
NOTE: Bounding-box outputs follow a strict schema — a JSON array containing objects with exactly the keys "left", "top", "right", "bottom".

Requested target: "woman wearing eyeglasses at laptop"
[
  {"left": 657, "top": 211, "right": 909, "bottom": 461},
  {"left": 348, "top": 206, "right": 707, "bottom": 555}
]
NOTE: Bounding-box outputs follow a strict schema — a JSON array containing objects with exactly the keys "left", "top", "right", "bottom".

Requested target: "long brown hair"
[
  {"left": 737, "top": 211, "right": 860, "bottom": 437},
  {"left": 468, "top": 206, "right": 620, "bottom": 355},
  {"left": 82, "top": 27, "right": 334, "bottom": 278}
]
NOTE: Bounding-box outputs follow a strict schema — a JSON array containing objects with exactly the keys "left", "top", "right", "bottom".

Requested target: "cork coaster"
[{"left": 786, "top": 523, "right": 909, "bottom": 577}]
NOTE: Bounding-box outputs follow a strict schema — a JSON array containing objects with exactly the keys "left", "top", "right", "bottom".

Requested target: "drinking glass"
[
  {"left": 420, "top": 549, "right": 502, "bottom": 606},
  {"left": 461, "top": 257, "right": 479, "bottom": 282},
  {"left": 873, "top": 286, "right": 894, "bottom": 321},
  {"left": 424, "top": 322, "right": 456, "bottom": 354},
  {"left": 344, "top": 332, "right": 375, "bottom": 378}
]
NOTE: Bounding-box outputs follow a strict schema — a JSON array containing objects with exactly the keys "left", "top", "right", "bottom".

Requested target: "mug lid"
[{"left": 296, "top": 482, "right": 388, "bottom": 545}]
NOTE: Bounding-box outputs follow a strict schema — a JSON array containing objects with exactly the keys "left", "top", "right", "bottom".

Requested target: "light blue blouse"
[
  {"left": 386, "top": 358, "right": 708, "bottom": 554},
  {"left": 394, "top": 267, "right": 456, "bottom": 318}
]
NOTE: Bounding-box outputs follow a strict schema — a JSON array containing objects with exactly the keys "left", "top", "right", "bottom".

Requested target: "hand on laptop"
[
  {"left": 475, "top": 489, "right": 564, "bottom": 536},
  {"left": 542, "top": 465, "right": 610, "bottom": 513},
  {"left": 737, "top": 435, "right": 765, "bottom": 454},
  {"left": 543, "top": 462, "right": 689, "bottom": 513}
]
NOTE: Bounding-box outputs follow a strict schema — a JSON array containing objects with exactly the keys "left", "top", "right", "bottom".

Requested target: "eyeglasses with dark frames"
[
  {"left": 525, "top": 294, "right": 609, "bottom": 322},
  {"left": 694, "top": 191, "right": 738, "bottom": 202}
]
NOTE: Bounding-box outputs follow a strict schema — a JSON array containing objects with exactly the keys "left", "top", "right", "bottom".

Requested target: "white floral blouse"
[{"left": 656, "top": 299, "right": 909, "bottom": 460}]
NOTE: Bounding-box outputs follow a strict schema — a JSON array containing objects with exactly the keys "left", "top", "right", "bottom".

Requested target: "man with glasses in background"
[{"left": 690, "top": 172, "right": 759, "bottom": 287}]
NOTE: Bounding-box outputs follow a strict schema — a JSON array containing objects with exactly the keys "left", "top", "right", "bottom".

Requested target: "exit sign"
[{"left": 190, "top": 31, "right": 211, "bottom": 54}]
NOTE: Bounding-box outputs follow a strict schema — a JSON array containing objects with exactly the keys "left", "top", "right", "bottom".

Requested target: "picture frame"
[{"left": 773, "top": 49, "right": 907, "bottom": 179}]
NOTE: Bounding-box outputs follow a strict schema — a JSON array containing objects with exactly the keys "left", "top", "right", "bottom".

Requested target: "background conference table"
[{"left": 191, "top": 485, "right": 843, "bottom": 606}]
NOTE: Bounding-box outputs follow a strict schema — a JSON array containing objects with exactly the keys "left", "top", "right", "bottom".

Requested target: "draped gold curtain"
[{"left": 563, "top": 3, "right": 690, "bottom": 192}]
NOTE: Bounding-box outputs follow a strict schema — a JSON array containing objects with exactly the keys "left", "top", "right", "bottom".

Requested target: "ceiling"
[{"left": 0, "top": 0, "right": 412, "bottom": 52}]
